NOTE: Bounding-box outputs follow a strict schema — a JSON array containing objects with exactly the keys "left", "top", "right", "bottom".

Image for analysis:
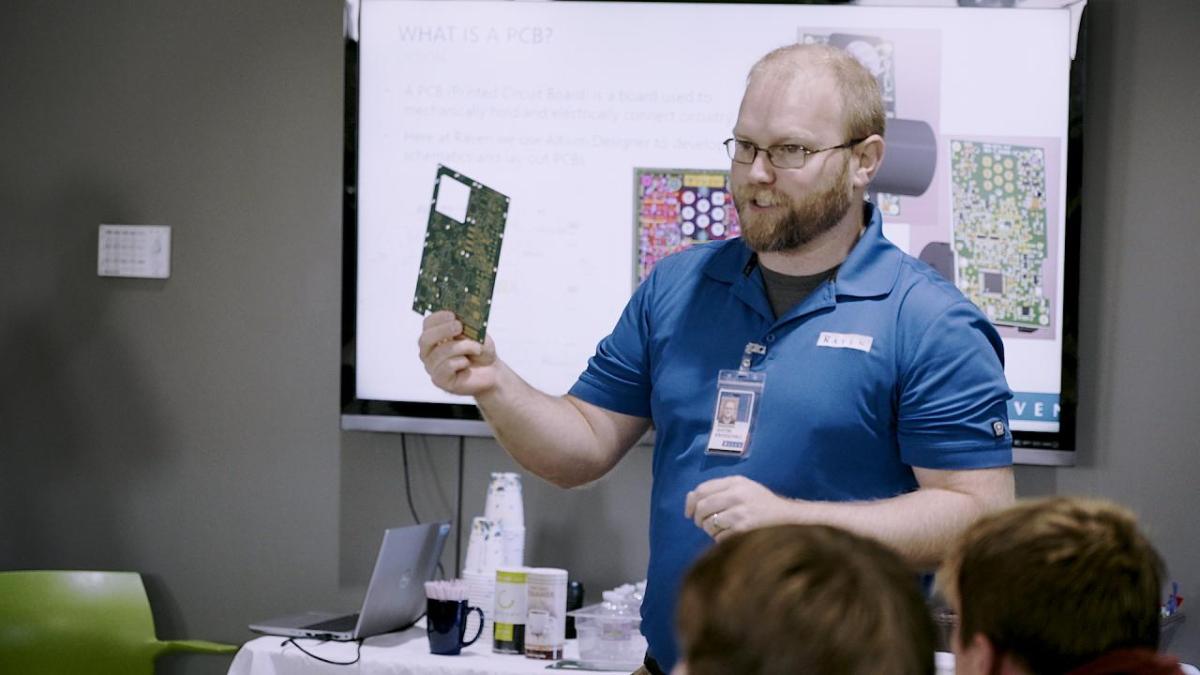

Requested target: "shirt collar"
[
  {"left": 703, "top": 201, "right": 903, "bottom": 299},
  {"left": 834, "top": 201, "right": 904, "bottom": 298}
]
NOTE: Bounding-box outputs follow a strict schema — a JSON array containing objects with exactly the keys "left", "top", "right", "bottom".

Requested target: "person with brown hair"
[
  {"left": 674, "top": 524, "right": 937, "bottom": 675},
  {"left": 940, "top": 497, "right": 1183, "bottom": 675}
]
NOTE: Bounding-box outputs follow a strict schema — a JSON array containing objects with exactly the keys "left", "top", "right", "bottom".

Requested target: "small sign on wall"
[{"left": 98, "top": 224, "right": 171, "bottom": 279}]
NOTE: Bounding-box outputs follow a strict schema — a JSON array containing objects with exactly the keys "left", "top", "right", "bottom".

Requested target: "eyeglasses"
[{"left": 723, "top": 137, "right": 865, "bottom": 170}]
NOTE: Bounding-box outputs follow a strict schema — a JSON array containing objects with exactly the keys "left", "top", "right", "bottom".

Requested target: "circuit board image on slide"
[
  {"left": 635, "top": 168, "right": 741, "bottom": 284},
  {"left": 413, "top": 165, "right": 510, "bottom": 342},
  {"left": 950, "top": 140, "right": 1051, "bottom": 331}
]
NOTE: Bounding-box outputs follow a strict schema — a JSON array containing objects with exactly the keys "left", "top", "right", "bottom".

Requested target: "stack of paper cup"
[
  {"left": 463, "top": 516, "right": 504, "bottom": 574},
  {"left": 503, "top": 527, "right": 525, "bottom": 568},
  {"left": 463, "top": 516, "right": 506, "bottom": 641},
  {"left": 484, "top": 472, "right": 525, "bottom": 567},
  {"left": 463, "top": 568, "right": 495, "bottom": 641}
]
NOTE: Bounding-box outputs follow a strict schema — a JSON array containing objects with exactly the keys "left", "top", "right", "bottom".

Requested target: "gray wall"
[
  {"left": 0, "top": 1, "right": 1195, "bottom": 673},
  {"left": 1012, "top": 0, "right": 1200, "bottom": 659}
]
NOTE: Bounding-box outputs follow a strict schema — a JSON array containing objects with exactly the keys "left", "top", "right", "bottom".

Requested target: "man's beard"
[{"left": 734, "top": 159, "right": 853, "bottom": 253}]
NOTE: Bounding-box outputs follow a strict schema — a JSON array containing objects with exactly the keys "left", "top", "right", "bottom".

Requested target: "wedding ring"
[{"left": 710, "top": 512, "right": 724, "bottom": 531}]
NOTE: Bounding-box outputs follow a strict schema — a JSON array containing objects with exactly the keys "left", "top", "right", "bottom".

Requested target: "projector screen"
[{"left": 341, "top": 0, "right": 1086, "bottom": 465}]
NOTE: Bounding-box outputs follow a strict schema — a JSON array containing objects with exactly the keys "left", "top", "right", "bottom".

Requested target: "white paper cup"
[
  {"left": 484, "top": 472, "right": 525, "bottom": 530},
  {"left": 502, "top": 525, "right": 525, "bottom": 568},
  {"left": 464, "top": 517, "right": 500, "bottom": 573},
  {"left": 463, "top": 569, "right": 495, "bottom": 641},
  {"left": 484, "top": 523, "right": 506, "bottom": 571}
]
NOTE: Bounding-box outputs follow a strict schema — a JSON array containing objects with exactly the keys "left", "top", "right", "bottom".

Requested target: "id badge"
[{"left": 706, "top": 369, "right": 766, "bottom": 457}]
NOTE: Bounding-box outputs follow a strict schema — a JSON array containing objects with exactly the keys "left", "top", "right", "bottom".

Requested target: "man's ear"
[
  {"left": 851, "top": 134, "right": 885, "bottom": 189},
  {"left": 957, "top": 631, "right": 1001, "bottom": 675}
]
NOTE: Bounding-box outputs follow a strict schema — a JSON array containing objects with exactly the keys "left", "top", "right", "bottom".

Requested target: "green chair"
[{"left": 0, "top": 570, "right": 239, "bottom": 675}]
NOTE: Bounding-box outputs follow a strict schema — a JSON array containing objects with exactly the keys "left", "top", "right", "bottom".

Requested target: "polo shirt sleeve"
[
  {"left": 567, "top": 273, "right": 654, "bottom": 419},
  {"left": 896, "top": 300, "right": 1013, "bottom": 469}
]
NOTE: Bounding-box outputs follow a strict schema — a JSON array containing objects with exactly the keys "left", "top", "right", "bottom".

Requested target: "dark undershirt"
[{"left": 759, "top": 262, "right": 839, "bottom": 319}]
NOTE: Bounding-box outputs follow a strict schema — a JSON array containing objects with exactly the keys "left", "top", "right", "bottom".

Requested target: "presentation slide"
[{"left": 352, "top": 0, "right": 1078, "bottom": 435}]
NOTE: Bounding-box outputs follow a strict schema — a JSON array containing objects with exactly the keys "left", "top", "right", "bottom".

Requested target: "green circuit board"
[
  {"left": 951, "top": 140, "right": 1050, "bottom": 330},
  {"left": 412, "top": 165, "right": 510, "bottom": 342}
]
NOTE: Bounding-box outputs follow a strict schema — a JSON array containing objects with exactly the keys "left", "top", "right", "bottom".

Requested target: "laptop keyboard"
[{"left": 304, "top": 614, "right": 359, "bottom": 633}]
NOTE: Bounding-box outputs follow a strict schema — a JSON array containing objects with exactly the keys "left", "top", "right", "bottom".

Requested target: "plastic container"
[{"left": 567, "top": 592, "right": 648, "bottom": 671}]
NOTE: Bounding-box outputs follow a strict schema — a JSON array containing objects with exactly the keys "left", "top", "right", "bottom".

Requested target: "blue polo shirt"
[{"left": 568, "top": 203, "right": 1013, "bottom": 672}]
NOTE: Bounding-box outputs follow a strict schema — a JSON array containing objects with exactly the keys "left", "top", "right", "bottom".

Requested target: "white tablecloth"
[
  {"left": 228, "top": 627, "right": 630, "bottom": 675},
  {"left": 229, "top": 638, "right": 1196, "bottom": 675},
  {"left": 228, "top": 626, "right": 967, "bottom": 675}
]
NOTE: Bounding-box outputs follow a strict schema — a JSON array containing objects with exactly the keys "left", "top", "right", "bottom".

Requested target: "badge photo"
[{"left": 707, "top": 388, "right": 756, "bottom": 456}]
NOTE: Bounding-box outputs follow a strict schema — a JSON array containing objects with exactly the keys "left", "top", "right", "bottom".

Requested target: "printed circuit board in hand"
[{"left": 412, "top": 165, "right": 509, "bottom": 342}]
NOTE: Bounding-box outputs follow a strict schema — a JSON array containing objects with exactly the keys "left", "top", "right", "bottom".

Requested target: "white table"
[
  {"left": 229, "top": 626, "right": 965, "bottom": 675},
  {"left": 228, "top": 627, "right": 630, "bottom": 675}
]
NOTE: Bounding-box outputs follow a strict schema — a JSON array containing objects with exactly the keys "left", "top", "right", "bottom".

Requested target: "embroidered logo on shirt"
[
  {"left": 816, "top": 332, "right": 874, "bottom": 353},
  {"left": 992, "top": 420, "right": 1007, "bottom": 438}
]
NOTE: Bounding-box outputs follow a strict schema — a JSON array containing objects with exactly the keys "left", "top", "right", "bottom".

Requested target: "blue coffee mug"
[{"left": 427, "top": 598, "right": 484, "bottom": 656}]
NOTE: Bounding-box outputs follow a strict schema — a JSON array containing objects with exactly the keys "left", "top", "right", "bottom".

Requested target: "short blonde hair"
[{"left": 748, "top": 43, "right": 886, "bottom": 141}]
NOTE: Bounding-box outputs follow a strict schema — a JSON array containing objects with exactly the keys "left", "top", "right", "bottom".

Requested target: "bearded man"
[{"left": 419, "top": 43, "right": 1015, "bottom": 675}]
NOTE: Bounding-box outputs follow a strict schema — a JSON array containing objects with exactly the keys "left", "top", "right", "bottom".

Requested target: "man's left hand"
[{"left": 684, "top": 475, "right": 799, "bottom": 541}]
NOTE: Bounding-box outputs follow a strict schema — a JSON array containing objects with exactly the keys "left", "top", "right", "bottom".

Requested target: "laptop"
[{"left": 249, "top": 522, "right": 450, "bottom": 641}]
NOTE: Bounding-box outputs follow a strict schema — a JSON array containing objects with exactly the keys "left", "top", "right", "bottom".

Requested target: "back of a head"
[
  {"left": 941, "top": 497, "right": 1165, "bottom": 674},
  {"left": 676, "top": 524, "right": 935, "bottom": 675},
  {"left": 747, "top": 43, "right": 887, "bottom": 141}
]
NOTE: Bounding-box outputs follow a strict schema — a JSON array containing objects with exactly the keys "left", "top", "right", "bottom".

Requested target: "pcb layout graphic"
[
  {"left": 951, "top": 140, "right": 1050, "bottom": 330},
  {"left": 635, "top": 169, "right": 741, "bottom": 283}
]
